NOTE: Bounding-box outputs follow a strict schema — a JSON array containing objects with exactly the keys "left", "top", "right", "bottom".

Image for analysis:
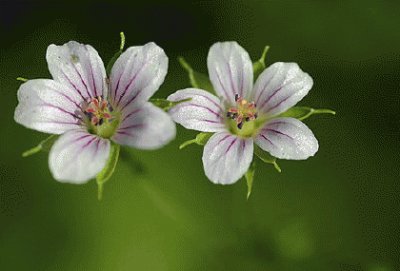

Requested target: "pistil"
[
  {"left": 83, "top": 96, "right": 120, "bottom": 138},
  {"left": 226, "top": 94, "right": 258, "bottom": 129}
]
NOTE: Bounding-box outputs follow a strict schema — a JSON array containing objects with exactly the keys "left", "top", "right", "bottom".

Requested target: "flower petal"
[
  {"left": 110, "top": 42, "right": 168, "bottom": 109},
  {"left": 46, "top": 41, "right": 107, "bottom": 100},
  {"left": 202, "top": 132, "right": 253, "bottom": 185},
  {"left": 112, "top": 102, "right": 176, "bottom": 150},
  {"left": 207, "top": 42, "right": 253, "bottom": 105},
  {"left": 167, "top": 88, "right": 225, "bottom": 132},
  {"left": 252, "top": 62, "right": 313, "bottom": 116},
  {"left": 49, "top": 129, "right": 110, "bottom": 183},
  {"left": 255, "top": 117, "right": 318, "bottom": 160},
  {"left": 14, "top": 79, "right": 83, "bottom": 134}
]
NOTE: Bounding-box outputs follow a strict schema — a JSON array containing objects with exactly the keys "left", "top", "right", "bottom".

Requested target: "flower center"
[
  {"left": 226, "top": 94, "right": 264, "bottom": 138},
  {"left": 227, "top": 94, "right": 258, "bottom": 128},
  {"left": 84, "top": 96, "right": 120, "bottom": 138}
]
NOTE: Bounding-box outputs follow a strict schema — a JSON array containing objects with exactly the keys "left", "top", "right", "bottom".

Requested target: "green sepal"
[
  {"left": 179, "top": 132, "right": 213, "bottom": 149},
  {"left": 178, "top": 57, "right": 214, "bottom": 93},
  {"left": 254, "top": 145, "right": 281, "bottom": 173},
  {"left": 16, "top": 77, "right": 28, "bottom": 82},
  {"left": 245, "top": 160, "right": 256, "bottom": 199},
  {"left": 106, "top": 32, "right": 126, "bottom": 76},
  {"left": 96, "top": 142, "right": 120, "bottom": 200},
  {"left": 22, "top": 135, "right": 58, "bottom": 157},
  {"left": 150, "top": 98, "right": 191, "bottom": 111},
  {"left": 279, "top": 106, "right": 336, "bottom": 121},
  {"left": 253, "top": 45, "right": 270, "bottom": 80}
]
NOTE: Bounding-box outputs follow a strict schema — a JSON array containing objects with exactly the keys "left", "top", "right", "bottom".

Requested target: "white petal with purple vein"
[
  {"left": 49, "top": 129, "right": 110, "bottom": 183},
  {"left": 110, "top": 42, "right": 168, "bottom": 109},
  {"left": 252, "top": 62, "right": 313, "bottom": 117},
  {"left": 46, "top": 41, "right": 107, "bottom": 100},
  {"left": 255, "top": 117, "right": 318, "bottom": 160},
  {"left": 112, "top": 102, "right": 176, "bottom": 150},
  {"left": 168, "top": 88, "right": 225, "bottom": 132},
  {"left": 14, "top": 79, "right": 83, "bottom": 134},
  {"left": 202, "top": 132, "right": 253, "bottom": 185},
  {"left": 207, "top": 42, "right": 253, "bottom": 105}
]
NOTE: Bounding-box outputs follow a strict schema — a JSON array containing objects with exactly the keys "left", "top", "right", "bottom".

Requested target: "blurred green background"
[{"left": 1, "top": 1, "right": 399, "bottom": 270}]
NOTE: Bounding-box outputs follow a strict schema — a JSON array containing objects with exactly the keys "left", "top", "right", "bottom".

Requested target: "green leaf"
[
  {"left": 150, "top": 98, "right": 191, "bottom": 111},
  {"left": 22, "top": 135, "right": 58, "bottom": 157},
  {"left": 254, "top": 145, "right": 281, "bottom": 173},
  {"left": 106, "top": 32, "right": 126, "bottom": 76},
  {"left": 178, "top": 57, "right": 214, "bottom": 93},
  {"left": 179, "top": 132, "right": 213, "bottom": 149},
  {"left": 245, "top": 160, "right": 256, "bottom": 199},
  {"left": 279, "top": 106, "right": 336, "bottom": 121},
  {"left": 253, "top": 45, "right": 270, "bottom": 80},
  {"left": 96, "top": 143, "right": 120, "bottom": 200}
]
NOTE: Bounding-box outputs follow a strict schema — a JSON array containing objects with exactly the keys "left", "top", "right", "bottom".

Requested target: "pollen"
[
  {"left": 84, "top": 96, "right": 113, "bottom": 126},
  {"left": 226, "top": 94, "right": 258, "bottom": 129}
]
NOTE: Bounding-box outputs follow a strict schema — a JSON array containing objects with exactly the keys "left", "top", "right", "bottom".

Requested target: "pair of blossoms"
[{"left": 15, "top": 39, "right": 325, "bottom": 189}]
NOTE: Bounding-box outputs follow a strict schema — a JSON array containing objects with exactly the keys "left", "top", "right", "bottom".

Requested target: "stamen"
[
  {"left": 84, "top": 96, "right": 113, "bottom": 126},
  {"left": 227, "top": 94, "right": 258, "bottom": 129}
]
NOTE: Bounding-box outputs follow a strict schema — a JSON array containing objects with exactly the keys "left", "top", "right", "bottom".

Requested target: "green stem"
[{"left": 179, "top": 139, "right": 197, "bottom": 149}]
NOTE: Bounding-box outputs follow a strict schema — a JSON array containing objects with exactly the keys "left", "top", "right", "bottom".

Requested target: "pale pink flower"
[
  {"left": 168, "top": 42, "right": 318, "bottom": 184},
  {"left": 15, "top": 41, "right": 175, "bottom": 183}
]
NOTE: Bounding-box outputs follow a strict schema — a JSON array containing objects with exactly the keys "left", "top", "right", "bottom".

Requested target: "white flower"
[
  {"left": 168, "top": 42, "right": 318, "bottom": 184},
  {"left": 15, "top": 41, "right": 176, "bottom": 183}
]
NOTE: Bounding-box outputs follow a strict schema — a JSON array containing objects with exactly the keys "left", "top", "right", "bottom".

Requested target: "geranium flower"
[
  {"left": 15, "top": 41, "right": 176, "bottom": 183},
  {"left": 168, "top": 41, "right": 318, "bottom": 184}
]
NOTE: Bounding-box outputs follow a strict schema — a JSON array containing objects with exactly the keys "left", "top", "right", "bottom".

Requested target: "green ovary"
[
  {"left": 87, "top": 116, "right": 120, "bottom": 139},
  {"left": 227, "top": 117, "right": 266, "bottom": 138}
]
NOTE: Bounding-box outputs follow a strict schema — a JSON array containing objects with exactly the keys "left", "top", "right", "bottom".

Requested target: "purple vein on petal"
[
  {"left": 259, "top": 134, "right": 276, "bottom": 147},
  {"left": 93, "top": 137, "right": 102, "bottom": 156},
  {"left": 225, "top": 137, "right": 237, "bottom": 154},
  {"left": 264, "top": 94, "right": 293, "bottom": 114},
  {"left": 258, "top": 86, "right": 283, "bottom": 110},
  {"left": 53, "top": 89, "right": 83, "bottom": 111},
  {"left": 116, "top": 130, "right": 136, "bottom": 137},
  {"left": 263, "top": 128, "right": 293, "bottom": 140},
  {"left": 218, "top": 134, "right": 231, "bottom": 145},
  {"left": 60, "top": 133, "right": 92, "bottom": 150},
  {"left": 40, "top": 120, "right": 81, "bottom": 126},
  {"left": 113, "top": 73, "right": 123, "bottom": 103},
  {"left": 179, "top": 103, "right": 222, "bottom": 119},
  {"left": 61, "top": 70, "right": 86, "bottom": 101},
  {"left": 200, "top": 119, "right": 223, "bottom": 124},
  {"left": 118, "top": 123, "right": 145, "bottom": 130},
  {"left": 120, "top": 90, "right": 142, "bottom": 111},
  {"left": 65, "top": 136, "right": 97, "bottom": 169},
  {"left": 226, "top": 62, "right": 237, "bottom": 97},
  {"left": 255, "top": 65, "right": 286, "bottom": 105},
  {"left": 255, "top": 74, "right": 275, "bottom": 104},
  {"left": 116, "top": 62, "right": 147, "bottom": 107},
  {"left": 84, "top": 45, "right": 99, "bottom": 97},
  {"left": 71, "top": 63, "right": 91, "bottom": 99},
  {"left": 239, "top": 67, "right": 244, "bottom": 97},
  {"left": 122, "top": 108, "right": 142, "bottom": 122},
  {"left": 216, "top": 69, "right": 231, "bottom": 102},
  {"left": 42, "top": 103, "right": 82, "bottom": 120},
  {"left": 194, "top": 93, "right": 223, "bottom": 111}
]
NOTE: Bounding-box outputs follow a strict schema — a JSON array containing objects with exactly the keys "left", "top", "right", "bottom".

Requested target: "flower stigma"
[
  {"left": 226, "top": 94, "right": 261, "bottom": 138},
  {"left": 84, "top": 96, "right": 120, "bottom": 138},
  {"left": 227, "top": 94, "right": 258, "bottom": 128}
]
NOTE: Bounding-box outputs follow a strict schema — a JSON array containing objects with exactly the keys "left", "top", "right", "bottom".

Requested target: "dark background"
[{"left": 1, "top": 1, "right": 399, "bottom": 270}]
